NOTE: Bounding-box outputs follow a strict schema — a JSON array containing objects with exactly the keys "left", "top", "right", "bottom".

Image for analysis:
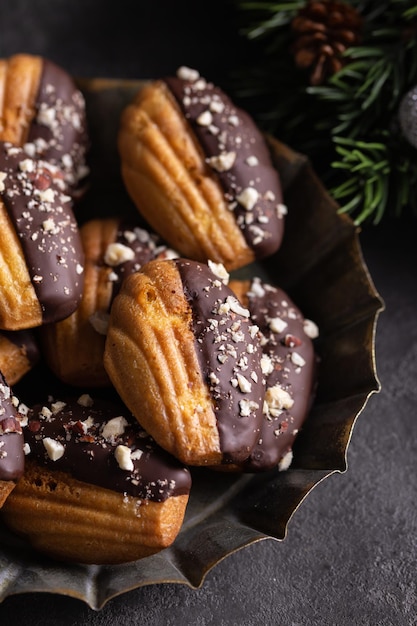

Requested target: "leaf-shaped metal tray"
[{"left": 0, "top": 79, "right": 384, "bottom": 610}]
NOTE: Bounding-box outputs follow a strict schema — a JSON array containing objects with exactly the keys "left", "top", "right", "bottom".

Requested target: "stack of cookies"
[{"left": 0, "top": 60, "right": 319, "bottom": 564}]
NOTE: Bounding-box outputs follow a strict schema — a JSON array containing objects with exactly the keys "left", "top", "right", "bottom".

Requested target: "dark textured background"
[{"left": 1, "top": 1, "right": 416, "bottom": 624}]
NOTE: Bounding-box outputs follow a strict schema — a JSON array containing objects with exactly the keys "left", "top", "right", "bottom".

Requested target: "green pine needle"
[{"left": 231, "top": 0, "right": 417, "bottom": 224}]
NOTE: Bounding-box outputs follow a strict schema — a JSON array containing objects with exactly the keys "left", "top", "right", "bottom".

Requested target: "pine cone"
[{"left": 291, "top": 0, "right": 363, "bottom": 86}]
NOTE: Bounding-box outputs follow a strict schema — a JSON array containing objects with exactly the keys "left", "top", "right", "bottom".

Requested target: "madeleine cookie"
[
  {"left": 230, "top": 277, "right": 319, "bottom": 472},
  {"left": 0, "top": 142, "right": 84, "bottom": 330},
  {"left": 0, "top": 371, "right": 25, "bottom": 507},
  {"left": 0, "top": 329, "right": 40, "bottom": 386},
  {"left": 40, "top": 217, "right": 178, "bottom": 387},
  {"left": 118, "top": 66, "right": 286, "bottom": 271},
  {"left": 1, "top": 393, "right": 191, "bottom": 564},
  {"left": 104, "top": 258, "right": 265, "bottom": 466},
  {"left": 0, "top": 53, "right": 89, "bottom": 199}
]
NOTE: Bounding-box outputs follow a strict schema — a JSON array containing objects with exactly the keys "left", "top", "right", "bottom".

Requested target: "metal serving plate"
[{"left": 0, "top": 79, "right": 384, "bottom": 609}]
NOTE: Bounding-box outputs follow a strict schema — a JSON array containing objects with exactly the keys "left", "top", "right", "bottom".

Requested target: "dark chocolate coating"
[
  {"left": 164, "top": 72, "right": 285, "bottom": 259},
  {"left": 23, "top": 395, "right": 191, "bottom": 502},
  {"left": 176, "top": 259, "right": 265, "bottom": 463},
  {"left": 27, "top": 58, "right": 89, "bottom": 196},
  {"left": 0, "top": 371, "right": 25, "bottom": 482},
  {"left": 0, "top": 142, "right": 85, "bottom": 324},
  {"left": 240, "top": 278, "right": 317, "bottom": 472}
]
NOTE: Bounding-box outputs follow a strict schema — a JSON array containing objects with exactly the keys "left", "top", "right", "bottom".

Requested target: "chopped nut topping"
[
  {"left": 291, "top": 352, "right": 306, "bottom": 367},
  {"left": 239, "top": 399, "right": 260, "bottom": 417},
  {"left": 104, "top": 242, "right": 136, "bottom": 266},
  {"left": 268, "top": 317, "right": 288, "bottom": 334},
  {"left": 43, "top": 437, "right": 65, "bottom": 461},
  {"left": 264, "top": 384, "right": 294, "bottom": 414},
  {"left": 77, "top": 394, "right": 94, "bottom": 407},
  {"left": 278, "top": 450, "right": 293, "bottom": 471},
  {"left": 102, "top": 416, "right": 128, "bottom": 442},
  {"left": 303, "top": 318, "right": 319, "bottom": 339},
  {"left": 236, "top": 373, "right": 252, "bottom": 393},
  {"left": 177, "top": 66, "right": 200, "bottom": 82},
  {"left": 236, "top": 187, "right": 259, "bottom": 211},
  {"left": 206, "top": 151, "right": 236, "bottom": 172},
  {"left": 245, "top": 155, "right": 259, "bottom": 167},
  {"left": 207, "top": 260, "right": 230, "bottom": 284},
  {"left": 196, "top": 110, "right": 213, "bottom": 126},
  {"left": 114, "top": 444, "right": 134, "bottom": 471}
]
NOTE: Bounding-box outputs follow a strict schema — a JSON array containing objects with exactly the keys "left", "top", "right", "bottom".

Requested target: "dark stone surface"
[{"left": 0, "top": 2, "right": 416, "bottom": 624}]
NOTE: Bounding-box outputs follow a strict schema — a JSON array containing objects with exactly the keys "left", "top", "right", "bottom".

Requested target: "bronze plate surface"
[{"left": 0, "top": 79, "right": 384, "bottom": 609}]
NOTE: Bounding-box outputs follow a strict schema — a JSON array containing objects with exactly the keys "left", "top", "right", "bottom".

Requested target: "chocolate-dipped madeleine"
[
  {"left": 104, "top": 258, "right": 265, "bottom": 466},
  {"left": 0, "top": 53, "right": 89, "bottom": 199},
  {"left": 230, "top": 277, "right": 319, "bottom": 472},
  {"left": 40, "top": 216, "right": 178, "bottom": 387},
  {"left": 0, "top": 142, "right": 84, "bottom": 330},
  {"left": 118, "top": 66, "right": 286, "bottom": 271},
  {"left": 1, "top": 393, "right": 191, "bottom": 564}
]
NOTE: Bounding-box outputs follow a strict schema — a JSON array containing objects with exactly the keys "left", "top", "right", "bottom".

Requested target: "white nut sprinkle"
[
  {"left": 102, "top": 416, "right": 128, "bottom": 441},
  {"left": 208, "top": 260, "right": 230, "bottom": 284},
  {"left": 51, "top": 401, "right": 66, "bottom": 415},
  {"left": 115, "top": 445, "right": 134, "bottom": 471},
  {"left": 77, "top": 394, "right": 94, "bottom": 407},
  {"left": 260, "top": 354, "right": 274, "bottom": 376},
  {"left": 131, "top": 449, "right": 143, "bottom": 461},
  {"left": 246, "top": 155, "right": 259, "bottom": 167},
  {"left": 265, "top": 384, "right": 294, "bottom": 411},
  {"left": 19, "top": 158, "right": 35, "bottom": 173},
  {"left": 77, "top": 417, "right": 94, "bottom": 434},
  {"left": 23, "top": 143, "right": 36, "bottom": 157},
  {"left": 291, "top": 352, "right": 306, "bottom": 367},
  {"left": 37, "top": 106, "right": 56, "bottom": 128},
  {"left": 40, "top": 406, "right": 52, "bottom": 420},
  {"left": 209, "top": 372, "right": 220, "bottom": 385},
  {"left": 196, "top": 110, "right": 213, "bottom": 126},
  {"left": 278, "top": 450, "right": 293, "bottom": 471},
  {"left": 268, "top": 317, "right": 288, "bottom": 334},
  {"left": 249, "top": 278, "right": 265, "bottom": 298},
  {"left": 43, "top": 437, "right": 65, "bottom": 461},
  {"left": 239, "top": 399, "right": 259, "bottom": 417},
  {"left": 42, "top": 218, "right": 56, "bottom": 232},
  {"left": 194, "top": 78, "right": 207, "bottom": 91},
  {"left": 226, "top": 295, "right": 250, "bottom": 318},
  {"left": 0, "top": 172, "right": 7, "bottom": 192},
  {"left": 277, "top": 203, "right": 288, "bottom": 218},
  {"left": 177, "top": 65, "right": 200, "bottom": 82},
  {"left": 104, "top": 242, "right": 135, "bottom": 266},
  {"left": 123, "top": 229, "right": 137, "bottom": 243},
  {"left": 236, "top": 187, "right": 259, "bottom": 211},
  {"left": 206, "top": 151, "right": 236, "bottom": 172},
  {"left": 303, "top": 319, "right": 319, "bottom": 339},
  {"left": 37, "top": 188, "right": 55, "bottom": 203},
  {"left": 236, "top": 373, "right": 252, "bottom": 393},
  {"left": 210, "top": 100, "right": 224, "bottom": 114}
]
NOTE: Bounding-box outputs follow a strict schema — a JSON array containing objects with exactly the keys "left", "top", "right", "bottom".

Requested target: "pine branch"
[
  {"left": 330, "top": 135, "right": 417, "bottom": 224},
  {"left": 231, "top": 0, "right": 417, "bottom": 224}
]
